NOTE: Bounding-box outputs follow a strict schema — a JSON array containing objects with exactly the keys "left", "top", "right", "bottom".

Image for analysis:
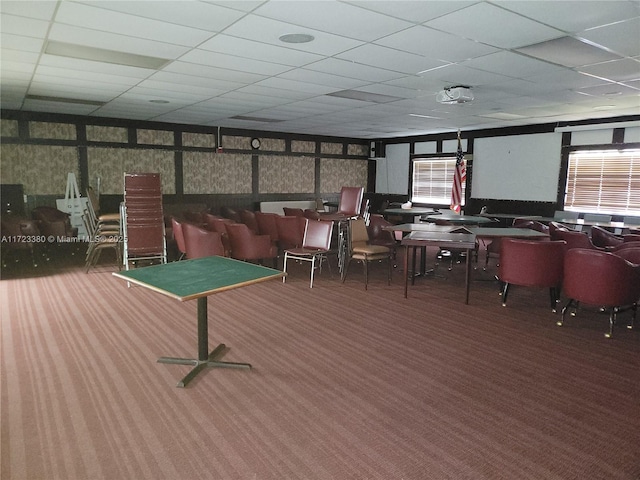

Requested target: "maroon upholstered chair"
[
  {"left": 336, "top": 186, "right": 364, "bottom": 217},
  {"left": 559, "top": 248, "right": 640, "bottom": 338},
  {"left": 275, "top": 215, "right": 305, "bottom": 251},
  {"left": 225, "top": 222, "right": 278, "bottom": 266},
  {"left": 613, "top": 246, "right": 640, "bottom": 265},
  {"left": 182, "top": 222, "right": 225, "bottom": 259},
  {"left": 31, "top": 206, "right": 78, "bottom": 238},
  {"left": 239, "top": 209, "right": 259, "bottom": 233},
  {"left": 255, "top": 212, "right": 280, "bottom": 245},
  {"left": 203, "top": 214, "right": 234, "bottom": 256},
  {"left": 170, "top": 217, "right": 187, "bottom": 260},
  {"left": 283, "top": 219, "right": 334, "bottom": 288},
  {"left": 1, "top": 215, "right": 41, "bottom": 266},
  {"left": 219, "top": 206, "right": 241, "bottom": 223},
  {"left": 303, "top": 209, "right": 321, "bottom": 220},
  {"left": 549, "top": 221, "right": 571, "bottom": 239},
  {"left": 590, "top": 225, "right": 623, "bottom": 248},
  {"left": 498, "top": 238, "right": 566, "bottom": 311},
  {"left": 283, "top": 207, "right": 304, "bottom": 217},
  {"left": 552, "top": 229, "right": 600, "bottom": 251},
  {"left": 367, "top": 214, "right": 399, "bottom": 264}
]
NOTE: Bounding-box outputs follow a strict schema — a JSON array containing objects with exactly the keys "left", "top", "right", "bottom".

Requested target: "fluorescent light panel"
[
  {"left": 327, "top": 90, "right": 403, "bottom": 103},
  {"left": 25, "top": 94, "right": 106, "bottom": 106},
  {"left": 45, "top": 41, "right": 171, "bottom": 70},
  {"left": 231, "top": 115, "right": 284, "bottom": 123}
]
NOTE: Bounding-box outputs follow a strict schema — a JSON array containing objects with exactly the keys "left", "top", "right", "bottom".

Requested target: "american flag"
[{"left": 450, "top": 132, "right": 466, "bottom": 213}]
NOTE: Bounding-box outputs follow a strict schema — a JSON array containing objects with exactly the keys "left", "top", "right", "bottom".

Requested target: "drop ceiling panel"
[
  {"left": 426, "top": 3, "right": 564, "bottom": 49},
  {"left": 253, "top": 1, "right": 413, "bottom": 41},
  {"left": 222, "top": 15, "right": 364, "bottom": 56},
  {"left": 54, "top": 2, "right": 215, "bottom": 46},
  {"left": 580, "top": 17, "right": 640, "bottom": 57},
  {"left": 48, "top": 24, "right": 191, "bottom": 59},
  {"left": 377, "top": 25, "right": 499, "bottom": 62},
  {"left": 336, "top": 44, "right": 448, "bottom": 75},
  {"left": 81, "top": 1, "right": 246, "bottom": 31},
  {"left": 1, "top": 0, "right": 638, "bottom": 139},
  {"left": 495, "top": 1, "right": 640, "bottom": 33},
  {"left": 198, "top": 34, "right": 324, "bottom": 67}
]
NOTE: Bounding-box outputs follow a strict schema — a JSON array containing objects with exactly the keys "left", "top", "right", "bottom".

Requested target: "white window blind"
[
  {"left": 411, "top": 157, "right": 464, "bottom": 206},
  {"left": 565, "top": 148, "right": 640, "bottom": 215}
]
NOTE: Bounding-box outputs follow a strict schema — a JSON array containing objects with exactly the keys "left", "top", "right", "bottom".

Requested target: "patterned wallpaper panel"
[
  {"left": 261, "top": 138, "right": 286, "bottom": 152},
  {"left": 259, "top": 155, "right": 315, "bottom": 194},
  {"left": 183, "top": 132, "right": 215, "bottom": 148},
  {"left": 320, "top": 158, "right": 368, "bottom": 194},
  {"left": 1, "top": 119, "right": 18, "bottom": 137},
  {"left": 321, "top": 142, "right": 343, "bottom": 155},
  {"left": 291, "top": 140, "right": 315, "bottom": 153},
  {"left": 1, "top": 144, "right": 79, "bottom": 195},
  {"left": 348, "top": 143, "right": 368, "bottom": 156},
  {"left": 183, "top": 151, "right": 252, "bottom": 194},
  {"left": 87, "top": 147, "right": 175, "bottom": 194},
  {"left": 87, "top": 125, "right": 128, "bottom": 143},
  {"left": 222, "top": 135, "right": 249, "bottom": 150},
  {"left": 137, "top": 129, "right": 174, "bottom": 146},
  {"left": 29, "top": 122, "right": 76, "bottom": 140}
]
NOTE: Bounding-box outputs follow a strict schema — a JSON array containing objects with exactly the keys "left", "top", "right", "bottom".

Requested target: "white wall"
[{"left": 376, "top": 143, "right": 410, "bottom": 194}]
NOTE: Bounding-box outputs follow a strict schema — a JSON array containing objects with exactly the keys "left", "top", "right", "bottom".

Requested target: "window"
[
  {"left": 564, "top": 148, "right": 640, "bottom": 215},
  {"left": 411, "top": 156, "right": 465, "bottom": 206}
]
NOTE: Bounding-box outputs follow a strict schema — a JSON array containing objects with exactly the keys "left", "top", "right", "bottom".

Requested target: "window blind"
[
  {"left": 411, "top": 157, "right": 465, "bottom": 206},
  {"left": 565, "top": 149, "right": 640, "bottom": 215}
]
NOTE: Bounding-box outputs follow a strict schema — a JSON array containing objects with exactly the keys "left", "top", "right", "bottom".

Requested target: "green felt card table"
[{"left": 113, "top": 256, "right": 285, "bottom": 387}]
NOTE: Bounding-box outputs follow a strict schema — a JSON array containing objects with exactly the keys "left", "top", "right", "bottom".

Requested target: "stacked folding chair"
[{"left": 121, "top": 173, "right": 167, "bottom": 270}]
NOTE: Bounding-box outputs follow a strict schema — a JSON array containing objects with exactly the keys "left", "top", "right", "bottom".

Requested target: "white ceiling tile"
[
  {"left": 277, "top": 69, "right": 367, "bottom": 90},
  {"left": 1, "top": 33, "right": 46, "bottom": 53},
  {"left": 0, "top": 1, "right": 58, "bottom": 21},
  {"left": 35, "top": 65, "right": 142, "bottom": 86},
  {"left": 55, "top": 2, "right": 215, "bottom": 46},
  {"left": 80, "top": 1, "right": 246, "bottom": 31},
  {"left": 580, "top": 17, "right": 640, "bottom": 57},
  {"left": 198, "top": 34, "right": 323, "bottom": 67},
  {"left": 221, "top": 14, "right": 364, "bottom": 56},
  {"left": 0, "top": 14, "right": 50, "bottom": 38},
  {"left": 49, "top": 24, "right": 190, "bottom": 59},
  {"left": 337, "top": 44, "right": 448, "bottom": 75},
  {"left": 494, "top": 1, "right": 640, "bottom": 33},
  {"left": 462, "top": 51, "right": 563, "bottom": 79},
  {"left": 253, "top": 1, "right": 412, "bottom": 41},
  {"left": 253, "top": 77, "right": 339, "bottom": 95},
  {"left": 304, "top": 58, "right": 406, "bottom": 83},
  {"left": 579, "top": 58, "right": 640, "bottom": 83},
  {"left": 377, "top": 25, "right": 499, "bottom": 62},
  {"left": 27, "top": 82, "right": 119, "bottom": 102},
  {"left": 162, "top": 61, "right": 267, "bottom": 84},
  {"left": 425, "top": 3, "right": 564, "bottom": 49},
  {"left": 146, "top": 70, "right": 242, "bottom": 92},
  {"left": 178, "top": 49, "right": 293, "bottom": 76},
  {"left": 343, "top": 1, "right": 476, "bottom": 23}
]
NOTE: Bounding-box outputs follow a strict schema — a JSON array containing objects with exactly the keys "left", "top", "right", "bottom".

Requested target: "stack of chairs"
[{"left": 121, "top": 173, "right": 167, "bottom": 270}]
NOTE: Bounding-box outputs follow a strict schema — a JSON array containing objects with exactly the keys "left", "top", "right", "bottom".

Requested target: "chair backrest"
[
  {"left": 182, "top": 222, "right": 225, "bottom": 258},
  {"left": 225, "top": 222, "right": 275, "bottom": 260},
  {"left": 338, "top": 186, "right": 364, "bottom": 216},
  {"left": 219, "top": 206, "right": 241, "bottom": 222},
  {"left": 303, "top": 209, "right": 321, "bottom": 220},
  {"left": 255, "top": 211, "right": 279, "bottom": 242},
  {"left": 170, "top": 217, "right": 187, "bottom": 256},
  {"left": 590, "top": 225, "right": 623, "bottom": 248},
  {"left": 613, "top": 246, "right": 640, "bottom": 265},
  {"left": 583, "top": 213, "right": 612, "bottom": 223},
  {"left": 350, "top": 217, "right": 370, "bottom": 245},
  {"left": 563, "top": 248, "right": 640, "bottom": 307},
  {"left": 499, "top": 239, "right": 566, "bottom": 287},
  {"left": 283, "top": 207, "right": 304, "bottom": 217},
  {"left": 367, "top": 214, "right": 397, "bottom": 245},
  {"left": 552, "top": 229, "right": 596, "bottom": 250},
  {"left": 276, "top": 215, "right": 305, "bottom": 249},
  {"left": 239, "top": 209, "right": 259, "bottom": 233},
  {"left": 302, "top": 220, "right": 333, "bottom": 250}
]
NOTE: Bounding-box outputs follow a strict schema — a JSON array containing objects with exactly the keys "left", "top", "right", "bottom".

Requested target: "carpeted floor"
[{"left": 1, "top": 245, "right": 639, "bottom": 480}]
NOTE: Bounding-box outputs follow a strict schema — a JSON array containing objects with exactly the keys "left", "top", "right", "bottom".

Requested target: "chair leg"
[
  {"left": 363, "top": 258, "right": 368, "bottom": 290},
  {"left": 309, "top": 256, "right": 315, "bottom": 288},
  {"left": 606, "top": 308, "right": 616, "bottom": 338},
  {"left": 501, "top": 282, "right": 510, "bottom": 306},
  {"left": 549, "top": 287, "right": 559, "bottom": 312},
  {"left": 341, "top": 258, "right": 351, "bottom": 282},
  {"left": 558, "top": 298, "right": 577, "bottom": 326},
  {"left": 282, "top": 252, "right": 288, "bottom": 283},
  {"left": 628, "top": 303, "right": 637, "bottom": 330},
  {"left": 387, "top": 255, "right": 392, "bottom": 285}
]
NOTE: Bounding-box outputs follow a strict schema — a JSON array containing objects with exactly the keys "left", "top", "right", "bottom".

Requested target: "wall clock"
[{"left": 251, "top": 138, "right": 261, "bottom": 149}]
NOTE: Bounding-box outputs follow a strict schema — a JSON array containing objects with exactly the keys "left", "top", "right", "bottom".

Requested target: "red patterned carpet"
[{"left": 2, "top": 247, "right": 639, "bottom": 480}]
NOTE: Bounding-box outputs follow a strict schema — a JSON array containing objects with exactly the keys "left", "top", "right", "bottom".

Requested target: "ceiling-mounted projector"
[{"left": 436, "top": 86, "right": 474, "bottom": 104}]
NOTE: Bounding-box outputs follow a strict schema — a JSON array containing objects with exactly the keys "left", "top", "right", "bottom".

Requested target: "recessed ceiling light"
[{"left": 279, "top": 33, "right": 315, "bottom": 44}]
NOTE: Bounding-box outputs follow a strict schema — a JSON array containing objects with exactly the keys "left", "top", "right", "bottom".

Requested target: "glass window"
[
  {"left": 564, "top": 148, "right": 640, "bottom": 215},
  {"left": 411, "top": 156, "right": 465, "bottom": 206}
]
